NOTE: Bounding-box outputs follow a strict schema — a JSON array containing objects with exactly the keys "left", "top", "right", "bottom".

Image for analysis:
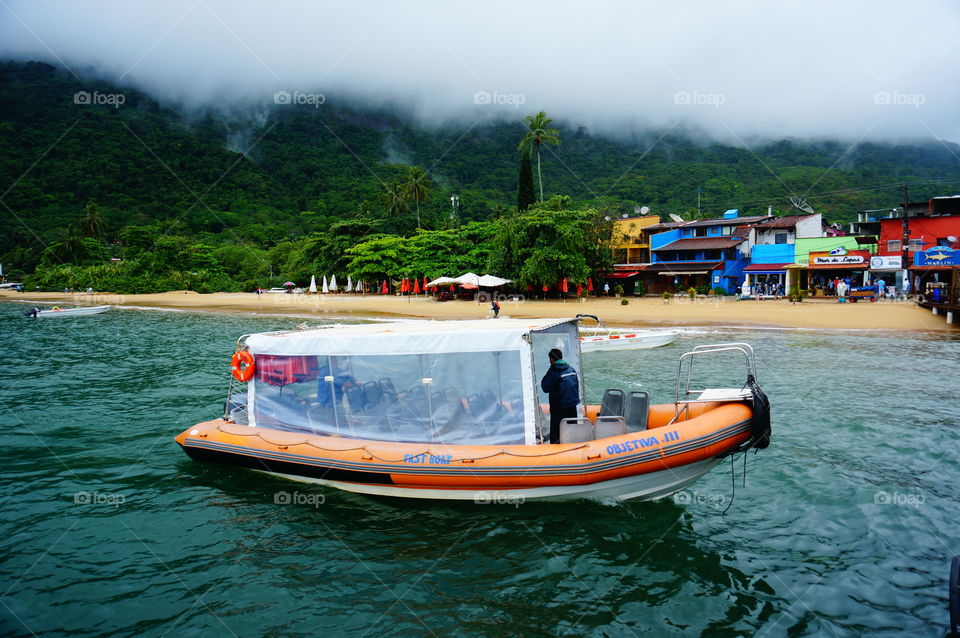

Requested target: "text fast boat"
[{"left": 175, "top": 318, "right": 770, "bottom": 501}]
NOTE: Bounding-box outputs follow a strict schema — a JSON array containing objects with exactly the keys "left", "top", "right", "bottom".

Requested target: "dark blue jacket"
[{"left": 540, "top": 360, "right": 580, "bottom": 409}]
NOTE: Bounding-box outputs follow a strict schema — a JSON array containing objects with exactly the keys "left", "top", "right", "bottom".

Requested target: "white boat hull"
[
  {"left": 35, "top": 305, "right": 110, "bottom": 318},
  {"left": 580, "top": 330, "right": 678, "bottom": 352},
  {"left": 256, "top": 456, "right": 723, "bottom": 502}
]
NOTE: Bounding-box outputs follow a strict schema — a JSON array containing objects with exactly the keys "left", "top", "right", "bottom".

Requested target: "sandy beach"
[{"left": 3, "top": 289, "right": 954, "bottom": 331}]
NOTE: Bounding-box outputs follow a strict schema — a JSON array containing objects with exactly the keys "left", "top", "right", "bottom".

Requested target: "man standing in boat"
[{"left": 540, "top": 348, "right": 580, "bottom": 444}]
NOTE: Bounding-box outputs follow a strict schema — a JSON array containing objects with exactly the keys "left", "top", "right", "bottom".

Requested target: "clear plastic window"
[{"left": 251, "top": 351, "right": 527, "bottom": 445}]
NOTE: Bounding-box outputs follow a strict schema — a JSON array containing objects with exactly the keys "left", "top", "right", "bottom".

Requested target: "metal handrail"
[{"left": 674, "top": 344, "right": 757, "bottom": 411}]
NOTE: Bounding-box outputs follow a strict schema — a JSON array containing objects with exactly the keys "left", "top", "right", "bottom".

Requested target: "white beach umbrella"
[
  {"left": 309, "top": 275, "right": 317, "bottom": 294},
  {"left": 322, "top": 276, "right": 329, "bottom": 294},
  {"left": 478, "top": 274, "right": 512, "bottom": 287},
  {"left": 457, "top": 272, "right": 481, "bottom": 287},
  {"left": 346, "top": 275, "right": 353, "bottom": 292},
  {"left": 330, "top": 275, "right": 338, "bottom": 291}
]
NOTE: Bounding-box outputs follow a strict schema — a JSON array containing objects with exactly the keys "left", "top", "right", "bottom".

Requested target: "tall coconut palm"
[
  {"left": 79, "top": 201, "right": 107, "bottom": 240},
  {"left": 517, "top": 110, "right": 560, "bottom": 202},
  {"left": 383, "top": 182, "right": 410, "bottom": 219},
  {"left": 403, "top": 166, "right": 432, "bottom": 229}
]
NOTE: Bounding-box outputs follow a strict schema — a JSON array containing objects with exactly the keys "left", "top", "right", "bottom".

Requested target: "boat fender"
[
  {"left": 746, "top": 374, "right": 771, "bottom": 450},
  {"left": 950, "top": 556, "right": 960, "bottom": 638},
  {"left": 52, "top": 306, "right": 61, "bottom": 311},
  {"left": 231, "top": 350, "right": 255, "bottom": 382}
]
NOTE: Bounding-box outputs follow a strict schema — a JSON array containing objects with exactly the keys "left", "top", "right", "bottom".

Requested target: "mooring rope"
[{"left": 213, "top": 423, "right": 589, "bottom": 463}]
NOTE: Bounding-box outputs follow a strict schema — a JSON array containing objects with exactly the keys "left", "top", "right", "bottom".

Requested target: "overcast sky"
[{"left": 2, "top": 0, "right": 959, "bottom": 143}]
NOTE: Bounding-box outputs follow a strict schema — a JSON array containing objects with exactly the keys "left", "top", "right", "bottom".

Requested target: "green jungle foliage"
[{"left": 2, "top": 61, "right": 959, "bottom": 291}]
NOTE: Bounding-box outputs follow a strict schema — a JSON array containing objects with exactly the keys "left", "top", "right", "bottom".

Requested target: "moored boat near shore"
[
  {"left": 576, "top": 314, "right": 679, "bottom": 352},
  {"left": 25, "top": 305, "right": 110, "bottom": 318},
  {"left": 175, "top": 318, "right": 770, "bottom": 501}
]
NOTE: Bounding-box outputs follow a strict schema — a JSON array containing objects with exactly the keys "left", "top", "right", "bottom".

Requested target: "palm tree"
[
  {"left": 517, "top": 110, "right": 560, "bottom": 202},
  {"left": 382, "top": 183, "right": 410, "bottom": 219},
  {"left": 403, "top": 166, "right": 432, "bottom": 229},
  {"left": 79, "top": 202, "right": 107, "bottom": 240}
]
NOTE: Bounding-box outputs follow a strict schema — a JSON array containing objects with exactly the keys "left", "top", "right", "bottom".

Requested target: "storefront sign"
[
  {"left": 812, "top": 254, "right": 864, "bottom": 265},
  {"left": 869, "top": 256, "right": 902, "bottom": 270},
  {"left": 915, "top": 246, "right": 959, "bottom": 267}
]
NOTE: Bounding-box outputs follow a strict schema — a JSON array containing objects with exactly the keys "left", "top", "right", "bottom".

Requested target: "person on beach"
[
  {"left": 603, "top": 282, "right": 610, "bottom": 296},
  {"left": 491, "top": 299, "right": 500, "bottom": 318},
  {"left": 540, "top": 348, "right": 580, "bottom": 444}
]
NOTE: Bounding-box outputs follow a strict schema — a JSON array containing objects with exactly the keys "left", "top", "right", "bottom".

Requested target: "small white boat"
[
  {"left": 577, "top": 314, "right": 678, "bottom": 352},
  {"left": 579, "top": 329, "right": 678, "bottom": 352},
  {"left": 27, "top": 305, "right": 110, "bottom": 318}
]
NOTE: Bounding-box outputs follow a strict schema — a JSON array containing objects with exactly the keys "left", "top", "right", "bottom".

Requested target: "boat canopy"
[{"left": 242, "top": 319, "right": 583, "bottom": 446}]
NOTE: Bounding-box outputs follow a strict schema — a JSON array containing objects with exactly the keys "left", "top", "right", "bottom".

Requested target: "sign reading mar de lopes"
[{"left": 812, "top": 254, "right": 865, "bottom": 265}]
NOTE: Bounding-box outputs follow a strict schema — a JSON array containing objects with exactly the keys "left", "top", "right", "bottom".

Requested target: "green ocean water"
[{"left": 1, "top": 301, "right": 957, "bottom": 637}]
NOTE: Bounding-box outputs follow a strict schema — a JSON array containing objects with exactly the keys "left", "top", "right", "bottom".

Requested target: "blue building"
[{"left": 648, "top": 210, "right": 771, "bottom": 294}]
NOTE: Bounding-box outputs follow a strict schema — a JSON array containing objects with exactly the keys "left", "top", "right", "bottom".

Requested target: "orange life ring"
[{"left": 231, "top": 350, "right": 255, "bottom": 382}]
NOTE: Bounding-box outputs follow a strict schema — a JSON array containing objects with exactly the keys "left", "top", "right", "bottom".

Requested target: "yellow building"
[{"left": 610, "top": 215, "right": 661, "bottom": 264}]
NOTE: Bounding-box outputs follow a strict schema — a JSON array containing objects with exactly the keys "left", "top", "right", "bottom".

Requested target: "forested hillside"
[{"left": 2, "top": 60, "right": 959, "bottom": 290}]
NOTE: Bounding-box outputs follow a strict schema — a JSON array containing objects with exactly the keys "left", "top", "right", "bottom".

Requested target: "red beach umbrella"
[
  {"left": 587, "top": 278, "right": 594, "bottom": 292},
  {"left": 381, "top": 280, "right": 389, "bottom": 294},
  {"left": 542, "top": 284, "right": 549, "bottom": 292},
  {"left": 401, "top": 278, "right": 410, "bottom": 293},
  {"left": 560, "top": 278, "right": 569, "bottom": 293},
  {"left": 412, "top": 279, "right": 421, "bottom": 294},
  {"left": 576, "top": 283, "right": 583, "bottom": 296}
]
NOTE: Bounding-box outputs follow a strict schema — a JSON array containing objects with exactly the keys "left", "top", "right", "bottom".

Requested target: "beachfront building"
[
  {"left": 743, "top": 214, "right": 823, "bottom": 294},
  {"left": 873, "top": 196, "right": 960, "bottom": 297},
  {"left": 794, "top": 235, "right": 872, "bottom": 296},
  {"left": 608, "top": 218, "right": 687, "bottom": 294},
  {"left": 849, "top": 195, "right": 960, "bottom": 298},
  {"left": 609, "top": 215, "right": 661, "bottom": 264},
  {"left": 647, "top": 209, "right": 772, "bottom": 295}
]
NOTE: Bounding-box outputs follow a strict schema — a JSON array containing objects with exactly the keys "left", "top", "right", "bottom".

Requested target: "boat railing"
[
  {"left": 674, "top": 343, "right": 757, "bottom": 415},
  {"left": 222, "top": 334, "right": 254, "bottom": 424}
]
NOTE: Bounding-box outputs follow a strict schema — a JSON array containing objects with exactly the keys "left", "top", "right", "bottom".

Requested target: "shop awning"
[
  {"left": 606, "top": 271, "right": 640, "bottom": 278},
  {"left": 911, "top": 265, "right": 959, "bottom": 271},
  {"left": 646, "top": 261, "right": 724, "bottom": 275},
  {"left": 807, "top": 262, "right": 865, "bottom": 270},
  {"left": 660, "top": 271, "right": 710, "bottom": 275},
  {"left": 743, "top": 263, "right": 791, "bottom": 273}
]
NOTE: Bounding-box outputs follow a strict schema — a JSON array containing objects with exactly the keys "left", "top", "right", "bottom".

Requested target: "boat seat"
[
  {"left": 362, "top": 381, "right": 383, "bottom": 406},
  {"left": 378, "top": 378, "right": 397, "bottom": 394},
  {"left": 594, "top": 416, "right": 628, "bottom": 439},
  {"left": 344, "top": 385, "right": 368, "bottom": 410},
  {"left": 624, "top": 391, "right": 650, "bottom": 432},
  {"left": 559, "top": 417, "right": 593, "bottom": 444},
  {"left": 599, "top": 389, "right": 625, "bottom": 417}
]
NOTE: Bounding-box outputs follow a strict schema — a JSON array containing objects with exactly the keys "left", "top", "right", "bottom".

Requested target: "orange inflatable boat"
[{"left": 175, "top": 319, "right": 770, "bottom": 501}]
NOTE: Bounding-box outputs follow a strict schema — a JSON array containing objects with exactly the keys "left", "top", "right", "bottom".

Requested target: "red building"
[{"left": 851, "top": 195, "right": 960, "bottom": 294}]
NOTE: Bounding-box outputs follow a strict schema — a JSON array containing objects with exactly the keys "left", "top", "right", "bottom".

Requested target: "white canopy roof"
[
  {"left": 425, "top": 276, "right": 459, "bottom": 287},
  {"left": 457, "top": 272, "right": 481, "bottom": 286},
  {"left": 425, "top": 273, "right": 512, "bottom": 288},
  {"left": 478, "top": 274, "right": 511, "bottom": 287},
  {"left": 245, "top": 318, "right": 575, "bottom": 356}
]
